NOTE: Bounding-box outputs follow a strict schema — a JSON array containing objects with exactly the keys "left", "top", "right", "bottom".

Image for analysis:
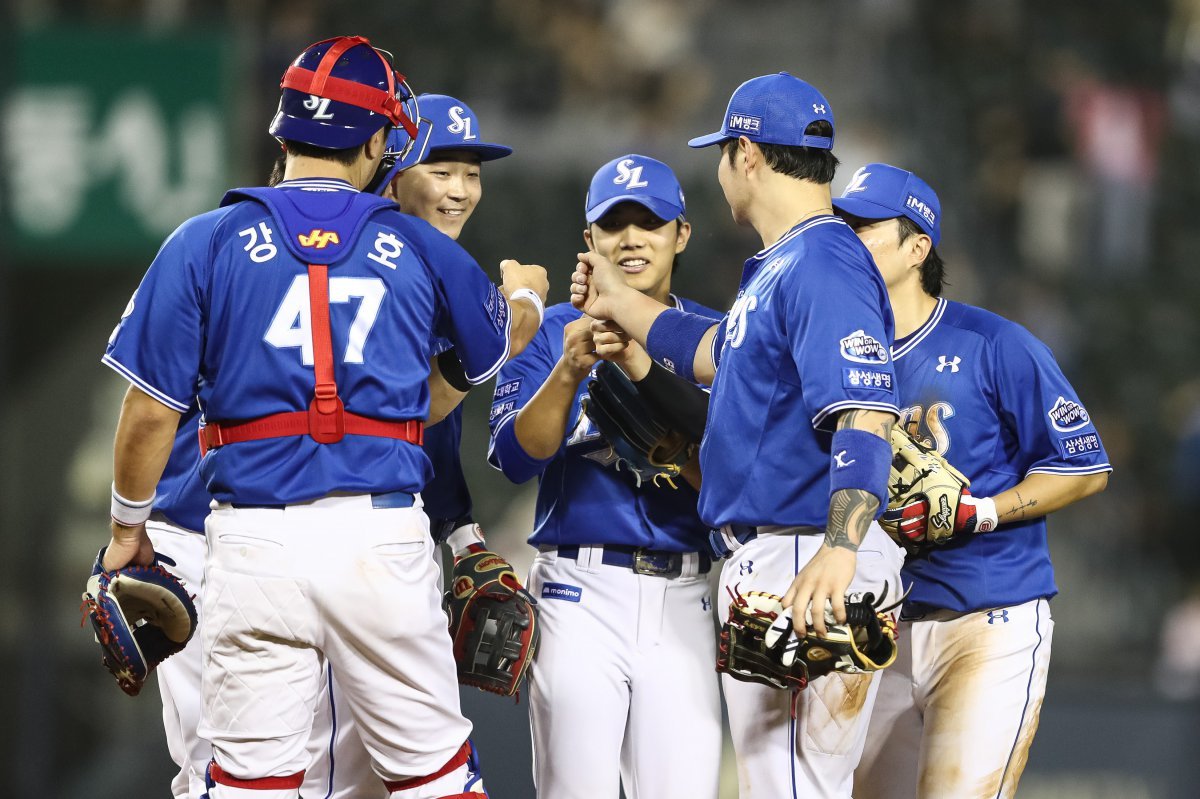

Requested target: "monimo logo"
[
  {"left": 542, "top": 582, "right": 583, "bottom": 602},
  {"left": 728, "top": 114, "right": 761, "bottom": 134}
]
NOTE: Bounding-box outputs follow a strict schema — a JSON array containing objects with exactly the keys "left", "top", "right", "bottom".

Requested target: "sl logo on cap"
[{"left": 614, "top": 158, "right": 649, "bottom": 189}]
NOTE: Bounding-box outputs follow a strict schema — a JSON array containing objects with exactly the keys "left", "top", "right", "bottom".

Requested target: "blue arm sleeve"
[
  {"left": 487, "top": 322, "right": 559, "bottom": 484},
  {"left": 993, "top": 324, "right": 1111, "bottom": 476}
]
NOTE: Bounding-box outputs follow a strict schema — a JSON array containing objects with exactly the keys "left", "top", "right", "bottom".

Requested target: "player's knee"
[
  {"left": 382, "top": 740, "right": 486, "bottom": 798},
  {"left": 204, "top": 760, "right": 304, "bottom": 799}
]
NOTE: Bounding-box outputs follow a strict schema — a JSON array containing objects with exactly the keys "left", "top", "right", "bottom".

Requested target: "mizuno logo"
[{"left": 298, "top": 229, "right": 340, "bottom": 249}]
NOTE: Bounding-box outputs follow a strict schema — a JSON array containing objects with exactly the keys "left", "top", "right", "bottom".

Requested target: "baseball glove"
[
  {"left": 445, "top": 549, "right": 539, "bottom": 697},
  {"left": 582, "top": 361, "right": 694, "bottom": 488},
  {"left": 717, "top": 587, "right": 898, "bottom": 691},
  {"left": 880, "top": 426, "right": 980, "bottom": 555},
  {"left": 81, "top": 548, "right": 197, "bottom": 697}
]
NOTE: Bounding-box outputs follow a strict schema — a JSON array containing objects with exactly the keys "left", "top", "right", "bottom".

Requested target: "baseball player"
[
  {"left": 487, "top": 154, "right": 724, "bottom": 798},
  {"left": 303, "top": 93, "right": 517, "bottom": 799},
  {"left": 831, "top": 164, "right": 1111, "bottom": 799},
  {"left": 570, "top": 73, "right": 905, "bottom": 798},
  {"left": 100, "top": 35, "right": 548, "bottom": 799}
]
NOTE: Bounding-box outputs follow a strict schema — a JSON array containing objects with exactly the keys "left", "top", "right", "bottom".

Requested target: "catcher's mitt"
[
  {"left": 445, "top": 549, "right": 539, "bottom": 697},
  {"left": 880, "top": 426, "right": 981, "bottom": 555},
  {"left": 717, "top": 587, "right": 898, "bottom": 691},
  {"left": 582, "top": 361, "right": 694, "bottom": 488},
  {"left": 81, "top": 548, "right": 197, "bottom": 697}
]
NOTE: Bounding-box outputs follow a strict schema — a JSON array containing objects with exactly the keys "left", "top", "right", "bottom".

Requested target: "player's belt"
[
  {"left": 229, "top": 490, "right": 416, "bottom": 511},
  {"left": 199, "top": 261, "right": 424, "bottom": 456},
  {"left": 555, "top": 544, "right": 711, "bottom": 577}
]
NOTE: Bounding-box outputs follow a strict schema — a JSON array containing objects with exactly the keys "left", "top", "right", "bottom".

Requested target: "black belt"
[
  {"left": 231, "top": 490, "right": 416, "bottom": 510},
  {"left": 555, "top": 544, "right": 711, "bottom": 577}
]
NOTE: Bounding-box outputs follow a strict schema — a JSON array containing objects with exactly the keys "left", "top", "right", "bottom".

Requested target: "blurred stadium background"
[{"left": 3, "top": 0, "right": 1199, "bottom": 796}]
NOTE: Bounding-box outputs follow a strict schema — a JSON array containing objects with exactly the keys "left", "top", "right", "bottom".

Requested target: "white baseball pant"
[
  {"left": 855, "top": 598, "right": 1054, "bottom": 799},
  {"left": 146, "top": 520, "right": 210, "bottom": 799},
  {"left": 717, "top": 524, "right": 904, "bottom": 799},
  {"left": 199, "top": 494, "right": 476, "bottom": 799},
  {"left": 526, "top": 546, "right": 723, "bottom": 799}
]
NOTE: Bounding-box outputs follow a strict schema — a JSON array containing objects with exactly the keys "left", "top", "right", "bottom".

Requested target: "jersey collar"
[
  {"left": 274, "top": 178, "right": 358, "bottom": 192},
  {"left": 747, "top": 214, "right": 843, "bottom": 264},
  {"left": 892, "top": 297, "right": 947, "bottom": 361}
]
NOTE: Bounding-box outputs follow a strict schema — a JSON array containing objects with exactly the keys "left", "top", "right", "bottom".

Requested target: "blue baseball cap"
[
  {"left": 585, "top": 154, "right": 686, "bottom": 224},
  {"left": 833, "top": 163, "right": 941, "bottom": 246},
  {"left": 688, "top": 72, "right": 834, "bottom": 150},
  {"left": 376, "top": 94, "right": 512, "bottom": 191}
]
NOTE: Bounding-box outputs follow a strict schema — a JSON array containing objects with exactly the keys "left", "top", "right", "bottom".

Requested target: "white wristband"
[
  {"left": 446, "top": 523, "right": 486, "bottom": 557},
  {"left": 111, "top": 483, "right": 155, "bottom": 527},
  {"left": 509, "top": 288, "right": 545, "bottom": 326},
  {"left": 974, "top": 496, "right": 998, "bottom": 533}
]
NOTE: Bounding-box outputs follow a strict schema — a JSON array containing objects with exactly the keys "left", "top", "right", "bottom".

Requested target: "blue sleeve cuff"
[
  {"left": 646, "top": 309, "right": 717, "bottom": 382},
  {"left": 487, "top": 412, "right": 553, "bottom": 484},
  {"left": 828, "top": 428, "right": 892, "bottom": 517}
]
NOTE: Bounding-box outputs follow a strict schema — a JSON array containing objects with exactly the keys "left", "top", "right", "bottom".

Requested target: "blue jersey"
[
  {"left": 488, "top": 298, "right": 722, "bottom": 551},
  {"left": 699, "top": 216, "right": 898, "bottom": 529},
  {"left": 103, "top": 178, "right": 511, "bottom": 506},
  {"left": 892, "top": 298, "right": 1111, "bottom": 613},
  {"left": 138, "top": 404, "right": 209, "bottom": 534},
  {"left": 423, "top": 404, "right": 473, "bottom": 534}
]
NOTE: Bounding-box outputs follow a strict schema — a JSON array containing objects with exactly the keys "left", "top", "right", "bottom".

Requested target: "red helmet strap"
[{"left": 280, "top": 36, "right": 418, "bottom": 140}]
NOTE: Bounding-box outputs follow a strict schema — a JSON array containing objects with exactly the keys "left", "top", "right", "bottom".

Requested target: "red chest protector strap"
[{"left": 200, "top": 264, "right": 423, "bottom": 456}]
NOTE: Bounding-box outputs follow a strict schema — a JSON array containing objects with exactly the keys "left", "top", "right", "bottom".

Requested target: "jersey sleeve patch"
[
  {"left": 1056, "top": 432, "right": 1103, "bottom": 460},
  {"left": 840, "top": 329, "right": 889, "bottom": 364},
  {"left": 484, "top": 285, "right": 509, "bottom": 333},
  {"left": 842, "top": 368, "right": 894, "bottom": 392},
  {"left": 1047, "top": 396, "right": 1091, "bottom": 433},
  {"left": 492, "top": 378, "right": 522, "bottom": 401},
  {"left": 489, "top": 399, "right": 517, "bottom": 423}
]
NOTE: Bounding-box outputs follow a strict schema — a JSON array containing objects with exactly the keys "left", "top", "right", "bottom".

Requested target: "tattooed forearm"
[
  {"left": 1003, "top": 490, "right": 1039, "bottom": 522},
  {"left": 837, "top": 408, "right": 894, "bottom": 439},
  {"left": 825, "top": 488, "right": 880, "bottom": 552}
]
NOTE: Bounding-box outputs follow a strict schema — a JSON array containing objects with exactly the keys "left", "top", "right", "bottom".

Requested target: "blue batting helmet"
[{"left": 270, "top": 35, "right": 419, "bottom": 151}]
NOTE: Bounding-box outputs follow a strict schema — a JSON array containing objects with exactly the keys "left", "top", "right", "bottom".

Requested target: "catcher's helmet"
[{"left": 270, "top": 35, "right": 419, "bottom": 152}]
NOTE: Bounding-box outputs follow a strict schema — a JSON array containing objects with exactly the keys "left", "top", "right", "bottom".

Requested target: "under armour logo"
[
  {"left": 936, "top": 355, "right": 961, "bottom": 373},
  {"left": 813, "top": 103, "right": 827, "bottom": 114},
  {"left": 833, "top": 450, "right": 857, "bottom": 469},
  {"left": 987, "top": 609, "right": 1010, "bottom": 624},
  {"left": 701, "top": 596, "right": 712, "bottom": 611},
  {"left": 738, "top": 560, "right": 754, "bottom": 576}
]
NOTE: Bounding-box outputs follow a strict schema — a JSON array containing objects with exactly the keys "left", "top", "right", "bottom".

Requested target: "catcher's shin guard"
[{"left": 383, "top": 740, "right": 488, "bottom": 798}]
